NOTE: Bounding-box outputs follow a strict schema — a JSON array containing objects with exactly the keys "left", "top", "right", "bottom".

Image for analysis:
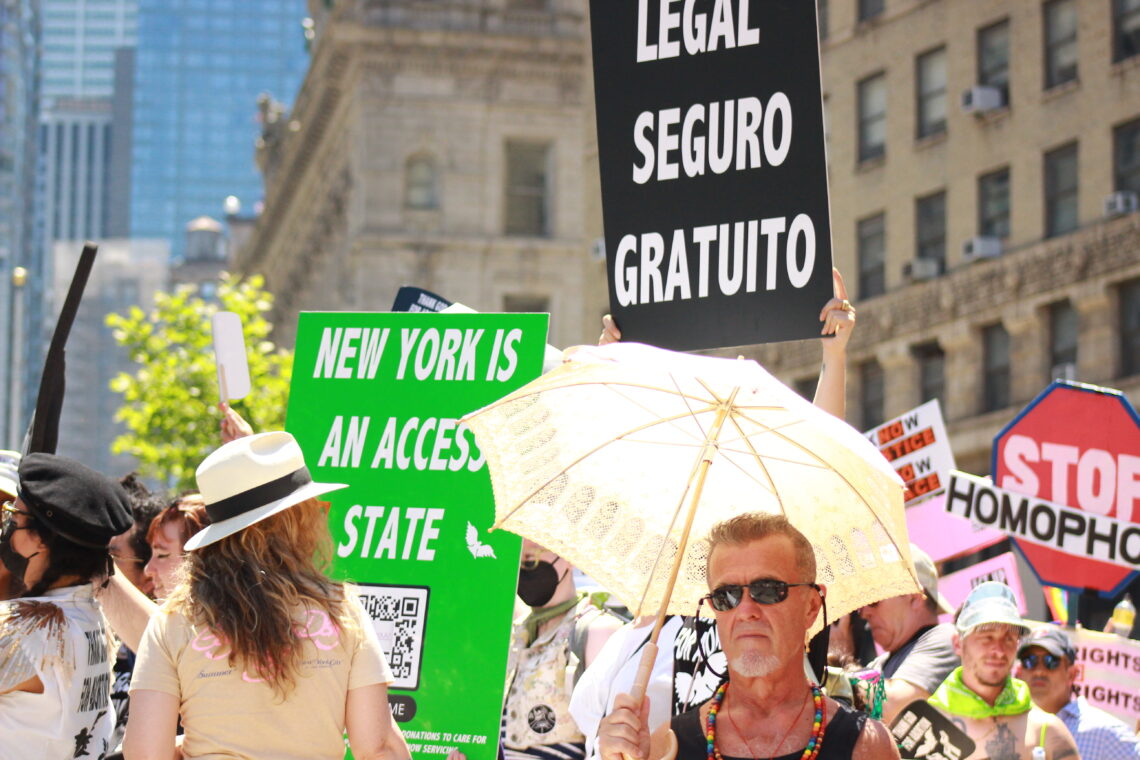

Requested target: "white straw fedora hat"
[{"left": 184, "top": 431, "right": 347, "bottom": 551}]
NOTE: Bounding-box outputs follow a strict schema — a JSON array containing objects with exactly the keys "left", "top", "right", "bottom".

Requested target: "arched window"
[{"left": 405, "top": 154, "right": 439, "bottom": 210}]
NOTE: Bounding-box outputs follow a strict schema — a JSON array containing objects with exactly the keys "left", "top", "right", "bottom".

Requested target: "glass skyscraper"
[
  {"left": 129, "top": 0, "right": 308, "bottom": 261},
  {"left": 1, "top": 0, "right": 40, "bottom": 447}
]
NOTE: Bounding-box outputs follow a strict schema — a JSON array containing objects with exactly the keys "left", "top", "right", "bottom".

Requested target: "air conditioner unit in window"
[
  {"left": 961, "top": 85, "right": 1004, "bottom": 114},
  {"left": 962, "top": 236, "right": 1003, "bottom": 263},
  {"left": 1103, "top": 191, "right": 1139, "bottom": 218},
  {"left": 903, "top": 258, "right": 941, "bottom": 281},
  {"left": 1051, "top": 362, "right": 1077, "bottom": 382}
]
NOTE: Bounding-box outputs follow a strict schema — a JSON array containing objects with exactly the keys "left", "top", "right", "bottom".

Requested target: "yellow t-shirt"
[{"left": 131, "top": 594, "right": 392, "bottom": 760}]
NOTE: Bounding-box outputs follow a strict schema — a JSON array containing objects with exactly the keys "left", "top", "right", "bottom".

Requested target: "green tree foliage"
[{"left": 106, "top": 273, "right": 293, "bottom": 490}]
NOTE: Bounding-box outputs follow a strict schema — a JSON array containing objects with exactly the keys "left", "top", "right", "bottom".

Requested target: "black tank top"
[{"left": 670, "top": 698, "right": 868, "bottom": 760}]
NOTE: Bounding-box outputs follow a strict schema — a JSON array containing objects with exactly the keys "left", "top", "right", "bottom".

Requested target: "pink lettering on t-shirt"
[
  {"left": 190, "top": 628, "right": 231, "bottom": 660},
  {"left": 295, "top": 609, "right": 341, "bottom": 651}
]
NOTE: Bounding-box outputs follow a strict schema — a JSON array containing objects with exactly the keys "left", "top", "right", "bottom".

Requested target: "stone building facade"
[
  {"left": 743, "top": 0, "right": 1140, "bottom": 476},
  {"left": 236, "top": 0, "right": 608, "bottom": 350},
  {"left": 239, "top": 0, "right": 1140, "bottom": 479}
]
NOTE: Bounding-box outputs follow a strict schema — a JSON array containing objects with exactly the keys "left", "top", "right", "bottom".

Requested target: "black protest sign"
[
  {"left": 891, "top": 701, "right": 975, "bottom": 760},
  {"left": 672, "top": 616, "right": 725, "bottom": 714},
  {"left": 589, "top": 0, "right": 833, "bottom": 351},
  {"left": 391, "top": 286, "right": 453, "bottom": 313}
]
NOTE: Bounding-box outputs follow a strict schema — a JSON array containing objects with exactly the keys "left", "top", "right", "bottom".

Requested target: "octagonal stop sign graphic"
[{"left": 993, "top": 381, "right": 1140, "bottom": 596}]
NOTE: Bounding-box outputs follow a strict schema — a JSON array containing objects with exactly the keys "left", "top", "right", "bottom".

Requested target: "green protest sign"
[{"left": 285, "top": 311, "right": 550, "bottom": 760}]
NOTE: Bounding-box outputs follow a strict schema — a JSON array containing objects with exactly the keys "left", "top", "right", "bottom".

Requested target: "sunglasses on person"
[
  {"left": 1, "top": 500, "right": 34, "bottom": 531},
  {"left": 1019, "top": 653, "right": 1063, "bottom": 671},
  {"left": 704, "top": 579, "right": 821, "bottom": 611}
]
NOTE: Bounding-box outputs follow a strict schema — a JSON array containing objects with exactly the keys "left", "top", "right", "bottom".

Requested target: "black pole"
[{"left": 24, "top": 242, "right": 98, "bottom": 455}]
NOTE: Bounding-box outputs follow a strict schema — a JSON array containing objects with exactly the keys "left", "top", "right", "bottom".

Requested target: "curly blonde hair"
[{"left": 167, "top": 498, "right": 357, "bottom": 695}]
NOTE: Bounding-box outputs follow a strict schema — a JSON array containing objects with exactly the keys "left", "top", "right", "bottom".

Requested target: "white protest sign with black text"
[
  {"left": 864, "top": 399, "right": 955, "bottom": 506},
  {"left": 590, "top": 0, "right": 833, "bottom": 350},
  {"left": 945, "top": 471, "right": 1140, "bottom": 572}
]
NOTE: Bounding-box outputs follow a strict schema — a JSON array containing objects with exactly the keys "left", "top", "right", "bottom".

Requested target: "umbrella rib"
[
  {"left": 600, "top": 382, "right": 711, "bottom": 445},
  {"left": 635, "top": 386, "right": 740, "bottom": 619},
  {"left": 730, "top": 408, "right": 902, "bottom": 536},
  {"left": 671, "top": 374, "right": 712, "bottom": 442},
  {"left": 468, "top": 375, "right": 715, "bottom": 417},
  {"left": 705, "top": 448, "right": 780, "bottom": 495},
  {"left": 726, "top": 414, "right": 782, "bottom": 502},
  {"left": 492, "top": 405, "right": 720, "bottom": 526}
]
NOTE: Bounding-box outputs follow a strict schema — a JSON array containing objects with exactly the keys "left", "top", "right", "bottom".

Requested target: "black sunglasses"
[
  {"left": 1019, "top": 653, "right": 1063, "bottom": 671},
  {"left": 705, "top": 579, "right": 820, "bottom": 611}
]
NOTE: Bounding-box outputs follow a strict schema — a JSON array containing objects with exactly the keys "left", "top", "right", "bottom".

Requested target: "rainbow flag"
[{"left": 1043, "top": 586, "right": 1069, "bottom": 624}]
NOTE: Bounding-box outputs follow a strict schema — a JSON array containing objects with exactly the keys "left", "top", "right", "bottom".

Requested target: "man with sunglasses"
[
  {"left": 928, "top": 582, "right": 1079, "bottom": 760},
  {"left": 1016, "top": 625, "right": 1140, "bottom": 760},
  {"left": 597, "top": 513, "right": 898, "bottom": 760}
]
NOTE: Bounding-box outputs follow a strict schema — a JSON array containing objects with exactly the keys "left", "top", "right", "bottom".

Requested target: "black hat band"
[{"left": 206, "top": 467, "right": 313, "bottom": 523}]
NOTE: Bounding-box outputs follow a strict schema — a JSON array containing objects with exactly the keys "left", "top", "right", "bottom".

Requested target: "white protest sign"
[
  {"left": 212, "top": 311, "right": 251, "bottom": 401},
  {"left": 945, "top": 471, "right": 1140, "bottom": 571},
  {"left": 864, "top": 400, "right": 955, "bottom": 506},
  {"left": 1067, "top": 626, "right": 1140, "bottom": 725}
]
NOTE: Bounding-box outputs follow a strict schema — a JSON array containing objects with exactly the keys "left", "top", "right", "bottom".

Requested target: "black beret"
[{"left": 17, "top": 453, "right": 133, "bottom": 548}]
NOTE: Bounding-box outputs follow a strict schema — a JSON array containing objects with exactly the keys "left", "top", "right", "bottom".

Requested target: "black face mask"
[
  {"left": 517, "top": 560, "right": 563, "bottom": 608},
  {"left": 0, "top": 521, "right": 36, "bottom": 584}
]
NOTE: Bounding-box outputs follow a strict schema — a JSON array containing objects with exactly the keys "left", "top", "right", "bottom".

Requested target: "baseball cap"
[
  {"left": 911, "top": 543, "right": 953, "bottom": 614},
  {"left": 956, "top": 581, "right": 1029, "bottom": 636},
  {"left": 1018, "top": 625, "right": 1076, "bottom": 662}
]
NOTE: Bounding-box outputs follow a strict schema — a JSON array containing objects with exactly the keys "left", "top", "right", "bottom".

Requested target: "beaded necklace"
[{"left": 705, "top": 682, "right": 827, "bottom": 760}]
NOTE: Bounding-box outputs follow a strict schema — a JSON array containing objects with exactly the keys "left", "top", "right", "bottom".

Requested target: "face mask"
[
  {"left": 517, "top": 560, "right": 563, "bottom": 607},
  {"left": 0, "top": 521, "right": 37, "bottom": 583}
]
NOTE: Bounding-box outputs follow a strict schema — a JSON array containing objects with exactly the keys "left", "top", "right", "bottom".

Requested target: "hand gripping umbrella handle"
[{"left": 622, "top": 642, "right": 678, "bottom": 760}]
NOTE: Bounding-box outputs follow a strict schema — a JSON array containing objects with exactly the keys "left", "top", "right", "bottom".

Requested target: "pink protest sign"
[
  {"left": 938, "top": 553, "right": 1026, "bottom": 621},
  {"left": 906, "top": 492, "right": 1004, "bottom": 563},
  {"left": 1068, "top": 627, "right": 1140, "bottom": 726}
]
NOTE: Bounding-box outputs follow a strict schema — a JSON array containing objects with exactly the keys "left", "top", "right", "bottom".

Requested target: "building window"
[
  {"left": 504, "top": 141, "right": 551, "bottom": 237},
  {"left": 861, "top": 360, "right": 885, "bottom": 429},
  {"left": 818, "top": 0, "right": 828, "bottom": 41},
  {"left": 1113, "top": 0, "right": 1140, "bottom": 62},
  {"left": 913, "top": 342, "right": 945, "bottom": 405},
  {"left": 405, "top": 155, "right": 439, "bottom": 210},
  {"left": 978, "top": 19, "right": 1010, "bottom": 104},
  {"left": 1121, "top": 278, "right": 1140, "bottom": 377},
  {"left": 916, "top": 47, "right": 947, "bottom": 139},
  {"left": 858, "top": 213, "right": 886, "bottom": 299},
  {"left": 1044, "top": 0, "right": 1078, "bottom": 89},
  {"left": 859, "top": 0, "right": 884, "bottom": 23},
  {"left": 1049, "top": 300, "right": 1078, "bottom": 377},
  {"left": 982, "top": 323, "right": 1011, "bottom": 412},
  {"left": 915, "top": 191, "right": 946, "bottom": 269},
  {"left": 1044, "top": 143, "right": 1078, "bottom": 238},
  {"left": 858, "top": 73, "right": 887, "bottom": 162},
  {"left": 503, "top": 294, "right": 550, "bottom": 313},
  {"left": 978, "top": 168, "right": 1011, "bottom": 238},
  {"left": 1115, "top": 118, "right": 1140, "bottom": 195}
]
